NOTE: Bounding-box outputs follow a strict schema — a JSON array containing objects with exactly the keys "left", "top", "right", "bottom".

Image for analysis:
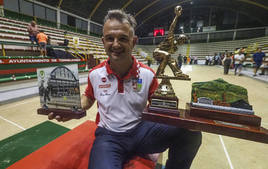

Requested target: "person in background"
[
  {"left": 36, "top": 30, "right": 48, "bottom": 57},
  {"left": 63, "top": 31, "right": 69, "bottom": 46},
  {"left": 234, "top": 49, "right": 245, "bottom": 76},
  {"left": 48, "top": 9, "right": 201, "bottom": 169},
  {"left": 222, "top": 52, "right": 233, "bottom": 75},
  {"left": 183, "top": 55, "right": 187, "bottom": 64},
  {"left": 189, "top": 55, "right": 193, "bottom": 64},
  {"left": 209, "top": 55, "right": 213, "bottom": 65},
  {"left": 193, "top": 56, "right": 198, "bottom": 64},
  {"left": 177, "top": 53, "right": 183, "bottom": 69},
  {"left": 259, "top": 63, "right": 268, "bottom": 75},
  {"left": 252, "top": 48, "right": 266, "bottom": 76},
  {"left": 205, "top": 55, "right": 209, "bottom": 65},
  {"left": 27, "top": 21, "right": 39, "bottom": 44},
  {"left": 0, "top": 0, "right": 4, "bottom": 17}
]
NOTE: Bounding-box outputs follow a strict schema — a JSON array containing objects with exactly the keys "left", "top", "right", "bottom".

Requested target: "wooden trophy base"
[
  {"left": 37, "top": 108, "right": 86, "bottom": 119},
  {"left": 186, "top": 103, "right": 261, "bottom": 127},
  {"left": 142, "top": 104, "right": 268, "bottom": 144}
]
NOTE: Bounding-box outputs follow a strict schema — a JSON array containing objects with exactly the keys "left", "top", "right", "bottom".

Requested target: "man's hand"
[{"left": 48, "top": 112, "right": 72, "bottom": 122}]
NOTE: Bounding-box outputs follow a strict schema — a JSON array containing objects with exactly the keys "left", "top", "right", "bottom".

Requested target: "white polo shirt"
[
  {"left": 84, "top": 57, "right": 158, "bottom": 132},
  {"left": 234, "top": 54, "right": 245, "bottom": 64}
]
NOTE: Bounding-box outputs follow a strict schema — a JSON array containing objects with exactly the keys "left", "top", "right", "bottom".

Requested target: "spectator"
[
  {"left": 252, "top": 48, "right": 266, "bottom": 76},
  {"left": 193, "top": 56, "right": 198, "bottom": 64},
  {"left": 209, "top": 55, "right": 213, "bottom": 65},
  {"left": 189, "top": 55, "right": 193, "bottom": 64},
  {"left": 27, "top": 21, "right": 39, "bottom": 44},
  {"left": 0, "top": 0, "right": 4, "bottom": 17},
  {"left": 259, "top": 63, "right": 268, "bottom": 75},
  {"left": 222, "top": 52, "right": 232, "bottom": 75},
  {"left": 177, "top": 53, "right": 183, "bottom": 69},
  {"left": 205, "top": 55, "right": 209, "bottom": 65},
  {"left": 183, "top": 55, "right": 187, "bottom": 64},
  {"left": 234, "top": 49, "right": 245, "bottom": 76},
  {"left": 36, "top": 30, "right": 48, "bottom": 57},
  {"left": 63, "top": 31, "right": 69, "bottom": 46},
  {"left": 213, "top": 53, "right": 218, "bottom": 65},
  {"left": 46, "top": 36, "right": 55, "bottom": 57}
]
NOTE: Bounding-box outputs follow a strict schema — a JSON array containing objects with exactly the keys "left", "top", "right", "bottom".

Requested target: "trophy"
[
  {"left": 149, "top": 6, "right": 190, "bottom": 113},
  {"left": 37, "top": 64, "right": 86, "bottom": 119}
]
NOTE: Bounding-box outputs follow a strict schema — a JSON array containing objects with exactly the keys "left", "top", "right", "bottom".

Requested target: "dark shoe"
[
  {"left": 259, "top": 73, "right": 265, "bottom": 75},
  {"left": 253, "top": 74, "right": 257, "bottom": 77}
]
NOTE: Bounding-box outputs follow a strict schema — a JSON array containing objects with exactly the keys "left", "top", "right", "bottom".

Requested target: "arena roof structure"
[{"left": 28, "top": 0, "right": 268, "bottom": 36}]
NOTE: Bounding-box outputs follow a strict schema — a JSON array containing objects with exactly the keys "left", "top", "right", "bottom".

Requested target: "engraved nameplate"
[{"left": 151, "top": 98, "right": 177, "bottom": 109}]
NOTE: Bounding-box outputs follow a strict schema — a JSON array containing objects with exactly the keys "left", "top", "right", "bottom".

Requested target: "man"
[
  {"left": 27, "top": 21, "right": 39, "bottom": 44},
  {"left": 234, "top": 49, "right": 245, "bottom": 76},
  {"left": 36, "top": 30, "right": 48, "bottom": 57},
  {"left": 183, "top": 55, "right": 187, "bottom": 64},
  {"left": 49, "top": 9, "right": 201, "bottom": 169},
  {"left": 177, "top": 53, "right": 183, "bottom": 69},
  {"left": 252, "top": 48, "right": 266, "bottom": 76}
]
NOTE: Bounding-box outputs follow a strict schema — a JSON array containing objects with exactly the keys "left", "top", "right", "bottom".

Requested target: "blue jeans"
[
  {"left": 29, "top": 35, "right": 38, "bottom": 44},
  {"left": 234, "top": 63, "right": 242, "bottom": 75},
  {"left": 88, "top": 121, "right": 202, "bottom": 169}
]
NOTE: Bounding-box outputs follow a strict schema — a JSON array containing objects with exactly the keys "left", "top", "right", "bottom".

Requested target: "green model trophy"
[{"left": 149, "top": 6, "right": 190, "bottom": 113}]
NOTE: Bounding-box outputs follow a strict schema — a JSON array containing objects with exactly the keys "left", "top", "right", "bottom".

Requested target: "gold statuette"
[{"left": 149, "top": 6, "right": 190, "bottom": 112}]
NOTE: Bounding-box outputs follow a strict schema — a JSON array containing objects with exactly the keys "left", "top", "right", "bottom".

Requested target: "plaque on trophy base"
[
  {"left": 36, "top": 64, "right": 86, "bottom": 119},
  {"left": 150, "top": 97, "right": 178, "bottom": 109},
  {"left": 186, "top": 103, "right": 261, "bottom": 127},
  {"left": 149, "top": 78, "right": 179, "bottom": 113}
]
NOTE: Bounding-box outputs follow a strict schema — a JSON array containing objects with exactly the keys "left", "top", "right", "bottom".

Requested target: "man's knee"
[
  {"left": 89, "top": 141, "right": 124, "bottom": 169},
  {"left": 174, "top": 129, "right": 202, "bottom": 150}
]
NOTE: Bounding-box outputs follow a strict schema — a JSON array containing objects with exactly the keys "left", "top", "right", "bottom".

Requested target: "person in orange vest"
[{"left": 36, "top": 30, "right": 48, "bottom": 57}]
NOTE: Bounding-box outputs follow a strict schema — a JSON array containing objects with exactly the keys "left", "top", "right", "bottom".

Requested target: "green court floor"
[{"left": 0, "top": 121, "right": 70, "bottom": 169}]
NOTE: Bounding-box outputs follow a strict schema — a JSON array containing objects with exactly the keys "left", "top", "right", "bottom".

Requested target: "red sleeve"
[
  {"left": 84, "top": 75, "right": 95, "bottom": 101},
  {"left": 148, "top": 76, "right": 158, "bottom": 100}
]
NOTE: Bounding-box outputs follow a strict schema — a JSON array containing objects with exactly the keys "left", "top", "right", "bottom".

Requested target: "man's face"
[{"left": 102, "top": 19, "right": 137, "bottom": 62}]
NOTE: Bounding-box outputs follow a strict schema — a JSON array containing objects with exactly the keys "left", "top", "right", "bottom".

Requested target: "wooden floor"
[{"left": 0, "top": 65, "right": 267, "bottom": 169}]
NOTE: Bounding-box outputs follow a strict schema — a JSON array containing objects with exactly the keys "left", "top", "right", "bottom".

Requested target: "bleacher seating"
[
  {"left": 0, "top": 16, "right": 148, "bottom": 83},
  {"left": 137, "top": 36, "right": 268, "bottom": 63},
  {"left": 0, "top": 16, "right": 146, "bottom": 61}
]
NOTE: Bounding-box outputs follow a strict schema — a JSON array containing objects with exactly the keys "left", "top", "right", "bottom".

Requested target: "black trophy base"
[
  {"left": 147, "top": 106, "right": 179, "bottom": 115},
  {"left": 150, "top": 95, "right": 179, "bottom": 109},
  {"left": 148, "top": 95, "right": 179, "bottom": 114},
  {"left": 37, "top": 108, "right": 86, "bottom": 119}
]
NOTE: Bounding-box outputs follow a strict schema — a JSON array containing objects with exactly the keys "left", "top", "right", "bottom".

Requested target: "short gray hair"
[{"left": 103, "top": 9, "right": 137, "bottom": 33}]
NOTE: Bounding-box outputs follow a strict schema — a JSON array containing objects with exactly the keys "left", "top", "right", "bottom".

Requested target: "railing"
[
  {"left": 138, "top": 27, "right": 268, "bottom": 45},
  {"left": 0, "top": 40, "right": 68, "bottom": 56}
]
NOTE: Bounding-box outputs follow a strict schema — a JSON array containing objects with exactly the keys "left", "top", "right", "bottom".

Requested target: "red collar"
[{"left": 105, "top": 56, "right": 139, "bottom": 80}]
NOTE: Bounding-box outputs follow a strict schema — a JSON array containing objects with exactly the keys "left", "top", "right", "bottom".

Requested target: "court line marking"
[
  {"left": 219, "top": 135, "right": 234, "bottom": 169},
  {"left": 0, "top": 115, "right": 25, "bottom": 130},
  {"left": 0, "top": 99, "right": 34, "bottom": 131},
  {"left": 0, "top": 99, "right": 36, "bottom": 111}
]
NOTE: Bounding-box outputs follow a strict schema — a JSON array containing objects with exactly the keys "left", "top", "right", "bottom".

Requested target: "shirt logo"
[
  {"left": 100, "top": 89, "right": 111, "bottom": 96},
  {"left": 99, "top": 84, "right": 111, "bottom": 88},
  {"left": 132, "top": 78, "right": 142, "bottom": 92},
  {"left": 101, "top": 77, "right": 107, "bottom": 82}
]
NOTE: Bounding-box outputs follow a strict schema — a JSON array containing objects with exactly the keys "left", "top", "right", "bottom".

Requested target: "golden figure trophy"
[{"left": 149, "top": 6, "right": 190, "bottom": 113}]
